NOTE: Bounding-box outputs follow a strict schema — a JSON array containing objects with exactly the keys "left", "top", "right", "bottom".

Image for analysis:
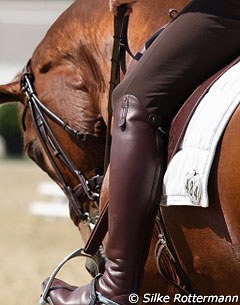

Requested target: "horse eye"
[
  {"left": 26, "top": 141, "right": 35, "bottom": 160},
  {"left": 26, "top": 140, "right": 44, "bottom": 167},
  {"left": 71, "top": 80, "right": 89, "bottom": 93},
  {"left": 26, "top": 142, "right": 35, "bottom": 159}
]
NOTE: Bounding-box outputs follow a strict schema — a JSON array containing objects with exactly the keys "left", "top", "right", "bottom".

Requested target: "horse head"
[{"left": 0, "top": 0, "right": 113, "bottom": 228}]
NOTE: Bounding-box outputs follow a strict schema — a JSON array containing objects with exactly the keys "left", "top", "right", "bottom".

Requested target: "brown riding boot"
[{"left": 41, "top": 94, "right": 166, "bottom": 305}]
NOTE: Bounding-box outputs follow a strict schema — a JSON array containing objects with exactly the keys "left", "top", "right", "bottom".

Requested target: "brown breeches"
[{"left": 112, "top": 0, "right": 240, "bottom": 126}]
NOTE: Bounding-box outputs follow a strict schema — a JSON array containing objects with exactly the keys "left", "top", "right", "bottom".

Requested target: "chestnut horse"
[{"left": 0, "top": 0, "right": 240, "bottom": 303}]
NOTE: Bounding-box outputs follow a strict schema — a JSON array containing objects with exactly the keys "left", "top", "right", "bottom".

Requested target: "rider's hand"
[{"left": 109, "top": 0, "right": 137, "bottom": 15}]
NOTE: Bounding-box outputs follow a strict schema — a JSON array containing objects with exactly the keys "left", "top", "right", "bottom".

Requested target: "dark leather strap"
[
  {"left": 86, "top": 5, "right": 131, "bottom": 257},
  {"left": 168, "top": 56, "right": 240, "bottom": 163},
  {"left": 84, "top": 203, "right": 109, "bottom": 255},
  {"left": 120, "top": 15, "right": 134, "bottom": 74},
  {"left": 104, "top": 4, "right": 129, "bottom": 172}
]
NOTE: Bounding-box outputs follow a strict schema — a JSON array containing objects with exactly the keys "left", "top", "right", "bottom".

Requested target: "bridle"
[
  {"left": 19, "top": 5, "right": 131, "bottom": 226},
  {"left": 20, "top": 61, "right": 105, "bottom": 222}
]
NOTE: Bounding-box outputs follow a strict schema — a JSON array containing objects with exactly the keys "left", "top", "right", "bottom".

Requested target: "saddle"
[{"left": 167, "top": 56, "right": 240, "bottom": 164}]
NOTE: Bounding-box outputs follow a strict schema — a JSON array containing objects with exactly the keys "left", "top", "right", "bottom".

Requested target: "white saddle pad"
[{"left": 160, "top": 60, "right": 240, "bottom": 208}]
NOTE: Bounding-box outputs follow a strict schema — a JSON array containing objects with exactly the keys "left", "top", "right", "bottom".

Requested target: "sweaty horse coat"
[{"left": 0, "top": 0, "right": 240, "bottom": 303}]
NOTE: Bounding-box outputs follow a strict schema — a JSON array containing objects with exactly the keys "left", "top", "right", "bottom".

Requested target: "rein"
[
  {"left": 104, "top": 4, "right": 133, "bottom": 172},
  {"left": 20, "top": 63, "right": 104, "bottom": 222}
]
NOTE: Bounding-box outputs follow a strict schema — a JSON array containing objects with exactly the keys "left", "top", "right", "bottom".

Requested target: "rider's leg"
[
  {"left": 43, "top": 94, "right": 166, "bottom": 305},
  {"left": 42, "top": 1, "right": 240, "bottom": 304}
]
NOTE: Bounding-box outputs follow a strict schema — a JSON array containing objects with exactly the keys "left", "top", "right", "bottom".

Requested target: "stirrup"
[
  {"left": 39, "top": 248, "right": 93, "bottom": 305},
  {"left": 39, "top": 248, "right": 120, "bottom": 305}
]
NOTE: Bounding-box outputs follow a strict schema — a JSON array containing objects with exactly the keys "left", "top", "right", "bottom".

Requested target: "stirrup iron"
[{"left": 39, "top": 248, "right": 93, "bottom": 305}]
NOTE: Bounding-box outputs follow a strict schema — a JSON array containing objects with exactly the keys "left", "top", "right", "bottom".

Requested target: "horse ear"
[{"left": 0, "top": 79, "right": 23, "bottom": 104}]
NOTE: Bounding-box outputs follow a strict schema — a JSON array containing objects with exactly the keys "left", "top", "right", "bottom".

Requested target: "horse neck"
[
  {"left": 31, "top": 0, "right": 112, "bottom": 131},
  {"left": 30, "top": 0, "right": 191, "bottom": 127}
]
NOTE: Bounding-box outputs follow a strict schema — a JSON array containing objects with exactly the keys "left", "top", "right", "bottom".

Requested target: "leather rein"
[{"left": 20, "top": 63, "right": 104, "bottom": 222}]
